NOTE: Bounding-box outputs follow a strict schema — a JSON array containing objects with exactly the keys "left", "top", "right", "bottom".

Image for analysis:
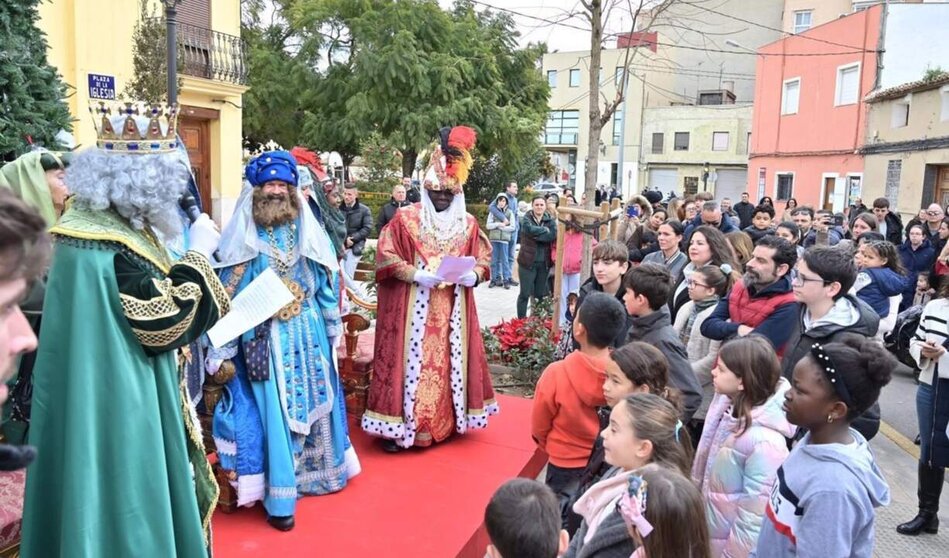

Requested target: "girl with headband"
[{"left": 753, "top": 333, "right": 895, "bottom": 558}]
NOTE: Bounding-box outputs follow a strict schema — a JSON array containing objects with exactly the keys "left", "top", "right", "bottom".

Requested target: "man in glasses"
[
  {"left": 781, "top": 245, "right": 882, "bottom": 439},
  {"left": 924, "top": 203, "right": 944, "bottom": 242}
]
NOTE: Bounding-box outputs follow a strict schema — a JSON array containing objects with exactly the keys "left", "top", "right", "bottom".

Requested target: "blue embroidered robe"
[{"left": 212, "top": 223, "right": 351, "bottom": 517}]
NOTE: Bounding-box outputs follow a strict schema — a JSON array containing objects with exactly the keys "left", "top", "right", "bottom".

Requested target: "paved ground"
[{"left": 468, "top": 281, "right": 948, "bottom": 555}]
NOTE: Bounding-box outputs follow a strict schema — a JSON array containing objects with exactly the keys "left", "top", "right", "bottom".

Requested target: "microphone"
[{"left": 179, "top": 192, "right": 202, "bottom": 223}]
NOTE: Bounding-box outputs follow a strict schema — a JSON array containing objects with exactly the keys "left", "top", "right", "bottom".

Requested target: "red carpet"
[{"left": 211, "top": 394, "right": 545, "bottom": 558}]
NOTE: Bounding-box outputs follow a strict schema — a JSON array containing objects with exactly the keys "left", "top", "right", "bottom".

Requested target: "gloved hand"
[
  {"left": 189, "top": 214, "right": 220, "bottom": 260},
  {"left": 413, "top": 269, "right": 444, "bottom": 289},
  {"left": 205, "top": 356, "right": 224, "bottom": 375},
  {"left": 457, "top": 271, "right": 478, "bottom": 287}
]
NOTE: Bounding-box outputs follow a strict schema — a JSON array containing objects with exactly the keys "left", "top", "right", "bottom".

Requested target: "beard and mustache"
[{"left": 252, "top": 187, "right": 300, "bottom": 228}]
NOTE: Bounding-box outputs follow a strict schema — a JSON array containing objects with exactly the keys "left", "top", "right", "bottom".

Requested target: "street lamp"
[
  {"left": 725, "top": 39, "right": 755, "bottom": 53},
  {"left": 703, "top": 162, "right": 710, "bottom": 192},
  {"left": 160, "top": 0, "right": 183, "bottom": 106}
]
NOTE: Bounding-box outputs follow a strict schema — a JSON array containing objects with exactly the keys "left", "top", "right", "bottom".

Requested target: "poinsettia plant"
[{"left": 482, "top": 297, "right": 560, "bottom": 386}]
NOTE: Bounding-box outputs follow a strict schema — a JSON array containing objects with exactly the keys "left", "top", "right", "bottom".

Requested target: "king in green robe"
[{"left": 20, "top": 205, "right": 230, "bottom": 557}]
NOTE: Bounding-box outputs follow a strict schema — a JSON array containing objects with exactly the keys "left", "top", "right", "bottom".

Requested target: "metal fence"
[{"left": 177, "top": 21, "right": 248, "bottom": 86}]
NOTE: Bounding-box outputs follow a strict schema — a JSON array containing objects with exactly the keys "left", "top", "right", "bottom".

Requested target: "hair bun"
[{"left": 720, "top": 263, "right": 733, "bottom": 275}]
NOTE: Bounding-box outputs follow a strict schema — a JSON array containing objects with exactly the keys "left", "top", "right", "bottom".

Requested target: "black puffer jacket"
[
  {"left": 781, "top": 295, "right": 883, "bottom": 440},
  {"left": 341, "top": 201, "right": 373, "bottom": 255}
]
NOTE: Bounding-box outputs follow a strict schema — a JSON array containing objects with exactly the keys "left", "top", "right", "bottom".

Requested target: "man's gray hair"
[
  {"left": 701, "top": 200, "right": 720, "bottom": 213},
  {"left": 66, "top": 148, "right": 190, "bottom": 237}
]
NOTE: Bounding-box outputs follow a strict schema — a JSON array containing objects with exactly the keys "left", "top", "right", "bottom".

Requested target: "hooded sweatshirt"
[
  {"left": 531, "top": 350, "right": 612, "bottom": 468},
  {"left": 693, "top": 379, "right": 796, "bottom": 558},
  {"left": 853, "top": 267, "right": 906, "bottom": 318},
  {"left": 752, "top": 430, "right": 890, "bottom": 558}
]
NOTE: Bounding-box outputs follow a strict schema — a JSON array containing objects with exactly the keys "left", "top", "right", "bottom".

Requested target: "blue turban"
[{"left": 245, "top": 150, "right": 299, "bottom": 187}]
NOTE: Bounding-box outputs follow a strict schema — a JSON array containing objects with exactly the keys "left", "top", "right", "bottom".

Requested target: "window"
[
  {"left": 746, "top": 132, "right": 752, "bottom": 155},
  {"left": 712, "top": 132, "right": 729, "bottom": 151},
  {"left": 674, "top": 132, "right": 690, "bottom": 151},
  {"left": 612, "top": 109, "right": 623, "bottom": 146},
  {"left": 615, "top": 66, "right": 625, "bottom": 87},
  {"left": 547, "top": 70, "right": 557, "bottom": 88},
  {"left": 545, "top": 110, "right": 580, "bottom": 145},
  {"left": 683, "top": 176, "right": 699, "bottom": 196},
  {"left": 651, "top": 132, "right": 664, "bottom": 154},
  {"left": 569, "top": 69, "right": 581, "bottom": 87},
  {"left": 776, "top": 173, "right": 794, "bottom": 200},
  {"left": 793, "top": 10, "right": 812, "bottom": 34},
  {"left": 782, "top": 78, "right": 801, "bottom": 115},
  {"left": 892, "top": 96, "right": 911, "bottom": 128},
  {"left": 835, "top": 63, "right": 860, "bottom": 106}
]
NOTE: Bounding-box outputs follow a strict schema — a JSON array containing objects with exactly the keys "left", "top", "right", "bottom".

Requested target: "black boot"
[
  {"left": 267, "top": 515, "right": 295, "bottom": 531},
  {"left": 897, "top": 461, "right": 944, "bottom": 535}
]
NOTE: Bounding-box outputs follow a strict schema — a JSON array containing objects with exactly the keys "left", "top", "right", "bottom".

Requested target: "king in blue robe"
[{"left": 209, "top": 151, "right": 359, "bottom": 531}]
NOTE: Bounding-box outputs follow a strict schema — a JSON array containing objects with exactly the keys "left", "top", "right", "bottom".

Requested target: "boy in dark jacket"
[
  {"left": 743, "top": 204, "right": 776, "bottom": 243},
  {"left": 622, "top": 263, "right": 702, "bottom": 421},
  {"left": 782, "top": 246, "right": 882, "bottom": 439}
]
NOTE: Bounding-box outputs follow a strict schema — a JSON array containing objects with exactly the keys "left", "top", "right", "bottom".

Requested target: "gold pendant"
[{"left": 277, "top": 278, "right": 305, "bottom": 321}]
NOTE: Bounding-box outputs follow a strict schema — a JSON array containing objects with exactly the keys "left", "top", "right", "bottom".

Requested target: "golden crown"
[{"left": 88, "top": 101, "right": 179, "bottom": 154}]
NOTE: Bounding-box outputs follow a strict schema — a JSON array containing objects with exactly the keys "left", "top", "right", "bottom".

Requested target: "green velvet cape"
[{"left": 21, "top": 208, "right": 225, "bottom": 558}]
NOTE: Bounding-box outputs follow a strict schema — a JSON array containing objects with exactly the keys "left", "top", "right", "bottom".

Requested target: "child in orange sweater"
[{"left": 531, "top": 291, "right": 629, "bottom": 526}]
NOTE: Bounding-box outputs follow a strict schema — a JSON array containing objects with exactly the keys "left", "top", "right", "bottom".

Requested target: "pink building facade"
[{"left": 748, "top": 5, "right": 881, "bottom": 214}]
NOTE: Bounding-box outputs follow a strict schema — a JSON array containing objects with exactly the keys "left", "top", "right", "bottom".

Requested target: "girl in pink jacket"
[{"left": 692, "top": 335, "right": 796, "bottom": 558}]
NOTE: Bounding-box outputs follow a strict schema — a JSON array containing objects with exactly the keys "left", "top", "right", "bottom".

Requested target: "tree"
[
  {"left": 577, "top": 0, "right": 677, "bottom": 279},
  {"left": 0, "top": 0, "right": 73, "bottom": 161},
  {"left": 291, "top": 0, "right": 550, "bottom": 179},
  {"left": 124, "top": 0, "right": 181, "bottom": 104},
  {"left": 357, "top": 131, "right": 401, "bottom": 191}
]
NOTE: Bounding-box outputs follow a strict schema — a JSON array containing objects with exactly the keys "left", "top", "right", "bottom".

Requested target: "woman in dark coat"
[{"left": 899, "top": 224, "right": 936, "bottom": 311}]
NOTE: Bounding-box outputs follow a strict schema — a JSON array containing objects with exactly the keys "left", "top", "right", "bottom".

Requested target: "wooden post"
[
  {"left": 551, "top": 216, "right": 566, "bottom": 333},
  {"left": 548, "top": 203, "right": 626, "bottom": 333}
]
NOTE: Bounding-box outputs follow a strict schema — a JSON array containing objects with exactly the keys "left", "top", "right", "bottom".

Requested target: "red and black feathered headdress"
[{"left": 423, "top": 126, "right": 477, "bottom": 194}]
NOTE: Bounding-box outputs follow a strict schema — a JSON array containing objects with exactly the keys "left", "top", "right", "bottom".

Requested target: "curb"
[{"left": 879, "top": 420, "right": 920, "bottom": 461}]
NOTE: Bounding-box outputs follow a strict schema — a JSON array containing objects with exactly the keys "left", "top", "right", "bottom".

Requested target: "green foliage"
[
  {"left": 358, "top": 132, "right": 401, "bottom": 191},
  {"left": 123, "top": 0, "right": 181, "bottom": 104},
  {"left": 288, "top": 0, "right": 550, "bottom": 177},
  {"left": 0, "top": 0, "right": 73, "bottom": 161},
  {"left": 356, "top": 191, "right": 489, "bottom": 239},
  {"left": 466, "top": 142, "right": 551, "bottom": 204},
  {"left": 923, "top": 66, "right": 948, "bottom": 83}
]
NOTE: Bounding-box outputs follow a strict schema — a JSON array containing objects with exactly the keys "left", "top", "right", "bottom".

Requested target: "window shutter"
[
  {"left": 838, "top": 67, "right": 859, "bottom": 105},
  {"left": 712, "top": 132, "right": 729, "bottom": 151},
  {"left": 178, "top": 0, "right": 211, "bottom": 29}
]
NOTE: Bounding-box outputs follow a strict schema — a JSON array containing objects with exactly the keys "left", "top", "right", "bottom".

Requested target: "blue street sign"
[{"left": 88, "top": 74, "right": 116, "bottom": 100}]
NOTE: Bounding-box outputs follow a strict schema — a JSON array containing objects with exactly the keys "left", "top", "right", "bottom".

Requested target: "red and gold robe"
[{"left": 361, "top": 204, "right": 498, "bottom": 447}]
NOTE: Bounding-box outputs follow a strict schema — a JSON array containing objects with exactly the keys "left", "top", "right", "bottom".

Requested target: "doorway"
[
  {"left": 938, "top": 166, "right": 949, "bottom": 209},
  {"left": 179, "top": 106, "right": 218, "bottom": 216}
]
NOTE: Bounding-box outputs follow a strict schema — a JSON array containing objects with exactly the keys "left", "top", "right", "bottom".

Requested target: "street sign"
[{"left": 88, "top": 74, "right": 116, "bottom": 100}]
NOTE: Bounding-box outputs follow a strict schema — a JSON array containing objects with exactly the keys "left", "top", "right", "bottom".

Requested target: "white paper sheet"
[
  {"left": 436, "top": 255, "right": 476, "bottom": 283},
  {"left": 207, "top": 267, "right": 294, "bottom": 348}
]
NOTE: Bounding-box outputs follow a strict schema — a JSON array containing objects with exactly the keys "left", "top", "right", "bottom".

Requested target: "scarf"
[
  {"left": 309, "top": 188, "right": 346, "bottom": 258},
  {"left": 573, "top": 468, "right": 638, "bottom": 544},
  {"left": 680, "top": 295, "right": 719, "bottom": 347}
]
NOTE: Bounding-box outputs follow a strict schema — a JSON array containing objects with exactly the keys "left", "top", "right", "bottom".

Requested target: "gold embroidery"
[
  {"left": 122, "top": 277, "right": 202, "bottom": 347},
  {"left": 176, "top": 251, "right": 232, "bottom": 317},
  {"left": 120, "top": 278, "right": 201, "bottom": 321},
  {"left": 414, "top": 364, "right": 446, "bottom": 421},
  {"left": 52, "top": 207, "right": 172, "bottom": 272}
]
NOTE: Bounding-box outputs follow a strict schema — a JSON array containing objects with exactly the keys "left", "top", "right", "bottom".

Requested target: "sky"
[{"left": 438, "top": 0, "right": 636, "bottom": 53}]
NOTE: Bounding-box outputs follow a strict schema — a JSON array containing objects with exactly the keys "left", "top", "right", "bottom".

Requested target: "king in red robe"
[{"left": 361, "top": 127, "right": 498, "bottom": 449}]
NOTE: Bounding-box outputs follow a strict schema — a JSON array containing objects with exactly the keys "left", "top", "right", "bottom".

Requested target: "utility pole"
[{"left": 161, "top": 0, "right": 182, "bottom": 105}]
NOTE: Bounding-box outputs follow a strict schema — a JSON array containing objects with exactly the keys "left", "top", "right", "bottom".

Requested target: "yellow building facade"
[
  {"left": 38, "top": 0, "right": 248, "bottom": 222},
  {"left": 861, "top": 76, "right": 949, "bottom": 219}
]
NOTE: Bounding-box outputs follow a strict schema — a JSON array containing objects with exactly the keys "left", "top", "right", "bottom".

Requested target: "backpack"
[{"left": 885, "top": 304, "right": 923, "bottom": 375}]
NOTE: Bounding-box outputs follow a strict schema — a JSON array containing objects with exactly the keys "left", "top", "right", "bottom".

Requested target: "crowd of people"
[
  {"left": 478, "top": 188, "right": 949, "bottom": 558},
  {"left": 1, "top": 100, "right": 948, "bottom": 557}
]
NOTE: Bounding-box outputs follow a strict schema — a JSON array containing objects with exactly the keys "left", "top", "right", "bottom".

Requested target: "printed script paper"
[
  {"left": 435, "top": 255, "right": 476, "bottom": 284},
  {"left": 207, "top": 267, "right": 294, "bottom": 347}
]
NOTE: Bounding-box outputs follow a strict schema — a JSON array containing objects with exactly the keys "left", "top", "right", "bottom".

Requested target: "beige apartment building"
[
  {"left": 860, "top": 75, "right": 949, "bottom": 216},
  {"left": 541, "top": 45, "right": 676, "bottom": 196},
  {"left": 640, "top": 103, "right": 754, "bottom": 200}
]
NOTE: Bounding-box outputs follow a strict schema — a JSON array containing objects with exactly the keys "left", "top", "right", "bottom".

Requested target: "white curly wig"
[{"left": 66, "top": 148, "right": 190, "bottom": 237}]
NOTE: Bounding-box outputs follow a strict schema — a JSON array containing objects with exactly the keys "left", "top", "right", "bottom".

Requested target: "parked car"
[{"left": 530, "top": 182, "right": 566, "bottom": 197}]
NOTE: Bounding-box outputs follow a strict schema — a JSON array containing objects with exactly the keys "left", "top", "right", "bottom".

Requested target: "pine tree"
[
  {"left": 0, "top": 0, "right": 73, "bottom": 162},
  {"left": 124, "top": 0, "right": 180, "bottom": 104}
]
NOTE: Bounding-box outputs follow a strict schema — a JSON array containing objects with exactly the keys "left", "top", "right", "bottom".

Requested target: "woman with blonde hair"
[{"left": 725, "top": 231, "right": 754, "bottom": 272}]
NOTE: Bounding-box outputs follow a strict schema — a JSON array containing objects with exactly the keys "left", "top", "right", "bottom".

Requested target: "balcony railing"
[{"left": 174, "top": 21, "right": 248, "bottom": 86}]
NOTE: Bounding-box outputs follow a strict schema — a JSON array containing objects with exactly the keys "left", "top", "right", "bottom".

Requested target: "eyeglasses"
[
  {"left": 791, "top": 274, "right": 830, "bottom": 287},
  {"left": 686, "top": 279, "right": 710, "bottom": 289},
  {"left": 927, "top": 210, "right": 943, "bottom": 216}
]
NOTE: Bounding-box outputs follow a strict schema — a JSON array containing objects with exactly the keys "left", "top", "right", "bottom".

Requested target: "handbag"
[{"left": 243, "top": 322, "right": 272, "bottom": 382}]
